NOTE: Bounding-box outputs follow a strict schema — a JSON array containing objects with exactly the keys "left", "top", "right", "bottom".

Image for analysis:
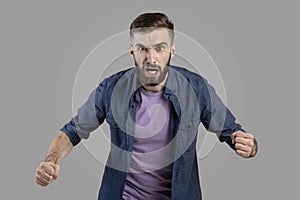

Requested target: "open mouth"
[{"left": 145, "top": 68, "right": 159, "bottom": 74}]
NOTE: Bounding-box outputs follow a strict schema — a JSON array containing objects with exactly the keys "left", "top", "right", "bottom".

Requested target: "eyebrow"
[{"left": 135, "top": 42, "right": 169, "bottom": 48}]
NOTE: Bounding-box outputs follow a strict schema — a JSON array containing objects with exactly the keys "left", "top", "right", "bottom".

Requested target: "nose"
[{"left": 146, "top": 48, "right": 157, "bottom": 64}]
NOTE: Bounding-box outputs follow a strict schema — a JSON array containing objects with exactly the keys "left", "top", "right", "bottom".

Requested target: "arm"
[
  {"left": 44, "top": 131, "right": 73, "bottom": 164},
  {"left": 35, "top": 81, "right": 106, "bottom": 186},
  {"left": 200, "top": 78, "right": 258, "bottom": 158},
  {"left": 35, "top": 131, "right": 73, "bottom": 187}
]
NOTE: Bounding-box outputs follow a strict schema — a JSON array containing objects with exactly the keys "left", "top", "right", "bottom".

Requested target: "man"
[{"left": 35, "top": 12, "right": 258, "bottom": 200}]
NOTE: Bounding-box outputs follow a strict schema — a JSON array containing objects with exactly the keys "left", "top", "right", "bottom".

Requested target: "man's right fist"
[{"left": 35, "top": 162, "right": 60, "bottom": 186}]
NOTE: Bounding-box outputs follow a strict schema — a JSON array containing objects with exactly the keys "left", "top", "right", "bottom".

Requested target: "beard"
[{"left": 135, "top": 54, "right": 171, "bottom": 88}]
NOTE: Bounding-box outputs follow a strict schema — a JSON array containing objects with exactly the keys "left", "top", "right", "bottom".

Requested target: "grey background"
[{"left": 1, "top": 0, "right": 299, "bottom": 199}]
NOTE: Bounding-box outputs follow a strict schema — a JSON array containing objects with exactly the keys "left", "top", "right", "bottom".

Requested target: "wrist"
[{"left": 44, "top": 154, "right": 59, "bottom": 164}]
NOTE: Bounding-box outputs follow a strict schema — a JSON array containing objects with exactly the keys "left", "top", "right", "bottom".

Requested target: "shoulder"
[
  {"left": 170, "top": 65, "right": 207, "bottom": 87},
  {"left": 96, "top": 67, "right": 134, "bottom": 91}
]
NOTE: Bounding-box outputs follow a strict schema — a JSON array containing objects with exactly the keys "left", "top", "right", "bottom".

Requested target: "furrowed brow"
[
  {"left": 135, "top": 44, "right": 146, "bottom": 48},
  {"left": 153, "top": 42, "right": 168, "bottom": 47},
  {"left": 135, "top": 42, "right": 169, "bottom": 48}
]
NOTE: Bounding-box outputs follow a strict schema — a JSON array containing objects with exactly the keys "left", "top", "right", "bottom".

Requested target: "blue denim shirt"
[{"left": 61, "top": 66, "right": 243, "bottom": 200}]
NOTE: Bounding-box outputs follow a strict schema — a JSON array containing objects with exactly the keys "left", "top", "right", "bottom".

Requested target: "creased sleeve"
[
  {"left": 60, "top": 81, "right": 106, "bottom": 146},
  {"left": 200, "top": 78, "right": 245, "bottom": 150}
]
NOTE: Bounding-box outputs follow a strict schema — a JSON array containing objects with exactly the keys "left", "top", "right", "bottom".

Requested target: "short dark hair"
[{"left": 130, "top": 12, "right": 174, "bottom": 42}]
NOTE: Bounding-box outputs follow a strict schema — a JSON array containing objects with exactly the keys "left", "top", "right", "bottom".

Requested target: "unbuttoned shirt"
[{"left": 61, "top": 66, "right": 244, "bottom": 200}]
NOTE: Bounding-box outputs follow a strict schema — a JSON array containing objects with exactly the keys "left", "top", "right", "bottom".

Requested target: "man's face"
[{"left": 130, "top": 28, "right": 175, "bottom": 89}]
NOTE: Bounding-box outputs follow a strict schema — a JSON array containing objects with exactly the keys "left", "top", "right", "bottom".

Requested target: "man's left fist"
[{"left": 231, "top": 131, "right": 258, "bottom": 158}]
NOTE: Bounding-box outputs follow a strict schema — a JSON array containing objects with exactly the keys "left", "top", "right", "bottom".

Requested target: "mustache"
[{"left": 135, "top": 62, "right": 164, "bottom": 69}]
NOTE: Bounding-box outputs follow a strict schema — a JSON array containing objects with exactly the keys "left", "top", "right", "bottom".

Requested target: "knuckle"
[
  {"left": 53, "top": 174, "right": 59, "bottom": 179},
  {"left": 36, "top": 169, "right": 42, "bottom": 175},
  {"left": 40, "top": 162, "right": 46, "bottom": 167},
  {"left": 246, "top": 133, "right": 253, "bottom": 140},
  {"left": 248, "top": 140, "right": 254, "bottom": 147},
  {"left": 40, "top": 163, "right": 47, "bottom": 170},
  {"left": 41, "top": 162, "right": 51, "bottom": 168}
]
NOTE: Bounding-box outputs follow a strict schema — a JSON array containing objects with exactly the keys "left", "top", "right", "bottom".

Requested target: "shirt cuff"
[{"left": 60, "top": 120, "right": 81, "bottom": 146}]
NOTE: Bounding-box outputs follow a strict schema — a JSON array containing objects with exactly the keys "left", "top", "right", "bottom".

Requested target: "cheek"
[
  {"left": 133, "top": 54, "right": 145, "bottom": 63},
  {"left": 159, "top": 53, "right": 171, "bottom": 63}
]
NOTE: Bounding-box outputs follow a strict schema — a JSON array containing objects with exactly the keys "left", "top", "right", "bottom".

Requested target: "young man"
[{"left": 35, "top": 12, "right": 257, "bottom": 200}]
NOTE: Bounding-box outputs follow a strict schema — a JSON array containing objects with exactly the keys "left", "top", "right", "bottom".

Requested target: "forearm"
[{"left": 44, "top": 131, "right": 73, "bottom": 164}]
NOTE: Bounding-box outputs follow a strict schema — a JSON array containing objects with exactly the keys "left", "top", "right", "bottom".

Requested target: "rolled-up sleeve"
[{"left": 60, "top": 81, "right": 106, "bottom": 146}]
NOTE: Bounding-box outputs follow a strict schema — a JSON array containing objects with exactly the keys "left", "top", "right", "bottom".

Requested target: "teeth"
[{"left": 149, "top": 71, "right": 156, "bottom": 74}]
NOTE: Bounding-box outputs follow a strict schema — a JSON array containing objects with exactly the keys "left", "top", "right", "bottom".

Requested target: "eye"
[
  {"left": 155, "top": 46, "right": 166, "bottom": 52},
  {"left": 155, "top": 47, "right": 162, "bottom": 52},
  {"left": 137, "top": 47, "right": 147, "bottom": 52}
]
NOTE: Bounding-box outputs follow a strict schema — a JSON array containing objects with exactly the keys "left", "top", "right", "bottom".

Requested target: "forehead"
[{"left": 131, "top": 28, "right": 171, "bottom": 46}]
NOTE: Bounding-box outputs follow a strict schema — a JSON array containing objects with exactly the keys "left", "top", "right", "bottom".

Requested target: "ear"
[
  {"left": 129, "top": 45, "right": 134, "bottom": 57},
  {"left": 170, "top": 44, "right": 176, "bottom": 58}
]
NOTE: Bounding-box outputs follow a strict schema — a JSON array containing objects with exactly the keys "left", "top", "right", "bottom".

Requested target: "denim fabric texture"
[{"left": 61, "top": 66, "right": 243, "bottom": 200}]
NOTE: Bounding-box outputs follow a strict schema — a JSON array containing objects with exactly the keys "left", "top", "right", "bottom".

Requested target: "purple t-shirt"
[{"left": 122, "top": 88, "right": 172, "bottom": 200}]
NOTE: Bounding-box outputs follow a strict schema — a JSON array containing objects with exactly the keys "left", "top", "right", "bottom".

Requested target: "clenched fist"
[
  {"left": 35, "top": 162, "right": 60, "bottom": 186},
  {"left": 232, "top": 131, "right": 258, "bottom": 158}
]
